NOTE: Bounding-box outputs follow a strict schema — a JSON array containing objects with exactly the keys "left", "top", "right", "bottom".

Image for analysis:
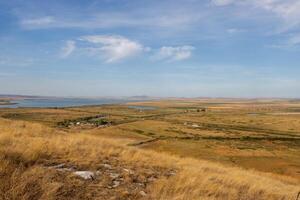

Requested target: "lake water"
[
  {"left": 127, "top": 105, "right": 157, "bottom": 110},
  {"left": 0, "top": 98, "right": 130, "bottom": 108}
]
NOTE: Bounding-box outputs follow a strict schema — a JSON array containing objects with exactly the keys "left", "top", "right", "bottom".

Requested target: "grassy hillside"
[
  {"left": 0, "top": 119, "right": 299, "bottom": 199},
  {"left": 0, "top": 99, "right": 300, "bottom": 199}
]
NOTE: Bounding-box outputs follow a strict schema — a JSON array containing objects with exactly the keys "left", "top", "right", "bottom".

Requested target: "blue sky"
[{"left": 0, "top": 0, "right": 300, "bottom": 97}]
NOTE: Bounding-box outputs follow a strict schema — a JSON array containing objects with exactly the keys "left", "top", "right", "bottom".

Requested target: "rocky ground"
[{"left": 41, "top": 157, "right": 176, "bottom": 200}]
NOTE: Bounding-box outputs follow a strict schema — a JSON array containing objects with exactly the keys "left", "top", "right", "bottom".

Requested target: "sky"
[{"left": 0, "top": 0, "right": 300, "bottom": 98}]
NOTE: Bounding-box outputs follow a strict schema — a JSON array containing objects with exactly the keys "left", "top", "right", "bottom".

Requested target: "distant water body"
[
  {"left": 127, "top": 105, "right": 157, "bottom": 110},
  {"left": 0, "top": 98, "right": 131, "bottom": 108}
]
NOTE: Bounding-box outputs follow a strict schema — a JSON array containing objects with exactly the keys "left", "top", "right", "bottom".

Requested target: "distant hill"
[{"left": 0, "top": 94, "right": 41, "bottom": 99}]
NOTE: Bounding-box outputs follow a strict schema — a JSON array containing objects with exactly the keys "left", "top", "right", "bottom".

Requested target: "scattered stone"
[
  {"left": 110, "top": 173, "right": 120, "bottom": 179},
  {"left": 57, "top": 167, "right": 74, "bottom": 172},
  {"left": 139, "top": 191, "right": 147, "bottom": 197},
  {"left": 123, "top": 168, "right": 129, "bottom": 172},
  {"left": 47, "top": 163, "right": 75, "bottom": 172},
  {"left": 101, "top": 164, "right": 112, "bottom": 170},
  {"left": 147, "top": 177, "right": 157, "bottom": 182},
  {"left": 52, "top": 163, "right": 65, "bottom": 169},
  {"left": 191, "top": 124, "right": 199, "bottom": 128},
  {"left": 123, "top": 168, "right": 134, "bottom": 174},
  {"left": 74, "top": 171, "right": 95, "bottom": 180},
  {"left": 96, "top": 170, "right": 102, "bottom": 176},
  {"left": 112, "top": 180, "right": 120, "bottom": 188}
]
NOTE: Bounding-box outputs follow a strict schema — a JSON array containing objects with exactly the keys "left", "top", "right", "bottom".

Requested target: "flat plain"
[{"left": 0, "top": 98, "right": 300, "bottom": 199}]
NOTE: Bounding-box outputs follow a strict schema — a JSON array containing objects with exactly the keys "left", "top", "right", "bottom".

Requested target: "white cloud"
[
  {"left": 21, "top": 16, "right": 55, "bottom": 28},
  {"left": 0, "top": 56, "right": 35, "bottom": 67},
  {"left": 156, "top": 46, "right": 195, "bottom": 61},
  {"left": 212, "top": 0, "right": 300, "bottom": 46},
  {"left": 288, "top": 34, "right": 300, "bottom": 46},
  {"left": 18, "top": 14, "right": 179, "bottom": 29},
  {"left": 251, "top": 0, "right": 300, "bottom": 31},
  {"left": 211, "top": 0, "right": 234, "bottom": 6},
  {"left": 226, "top": 28, "right": 245, "bottom": 34},
  {"left": 212, "top": 0, "right": 300, "bottom": 32},
  {"left": 61, "top": 40, "right": 76, "bottom": 58},
  {"left": 80, "top": 35, "right": 144, "bottom": 62},
  {"left": 18, "top": 10, "right": 203, "bottom": 31},
  {"left": 266, "top": 34, "right": 300, "bottom": 49}
]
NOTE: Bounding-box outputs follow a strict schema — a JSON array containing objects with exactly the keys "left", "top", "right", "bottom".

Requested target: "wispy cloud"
[
  {"left": 212, "top": 0, "right": 300, "bottom": 32},
  {"left": 60, "top": 40, "right": 76, "bottom": 58},
  {"left": 288, "top": 34, "right": 300, "bottom": 46},
  {"left": 53, "top": 32, "right": 198, "bottom": 63},
  {"left": 18, "top": 11, "right": 203, "bottom": 31},
  {"left": 253, "top": 0, "right": 300, "bottom": 32},
  {"left": 0, "top": 56, "right": 36, "bottom": 67},
  {"left": 211, "top": 0, "right": 300, "bottom": 48},
  {"left": 79, "top": 35, "right": 144, "bottom": 63},
  {"left": 265, "top": 33, "right": 300, "bottom": 49},
  {"left": 20, "top": 16, "right": 55, "bottom": 28},
  {"left": 60, "top": 35, "right": 194, "bottom": 63},
  {"left": 211, "top": 0, "right": 234, "bottom": 6},
  {"left": 226, "top": 28, "right": 245, "bottom": 34},
  {"left": 155, "top": 46, "right": 195, "bottom": 61}
]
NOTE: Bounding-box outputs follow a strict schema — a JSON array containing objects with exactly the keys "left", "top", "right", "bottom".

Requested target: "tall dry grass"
[{"left": 0, "top": 118, "right": 299, "bottom": 199}]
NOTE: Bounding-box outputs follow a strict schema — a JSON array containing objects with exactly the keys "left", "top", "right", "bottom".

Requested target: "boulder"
[{"left": 74, "top": 171, "right": 95, "bottom": 180}]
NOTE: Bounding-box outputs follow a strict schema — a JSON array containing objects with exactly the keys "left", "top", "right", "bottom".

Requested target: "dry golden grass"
[
  {"left": 0, "top": 118, "right": 299, "bottom": 199},
  {"left": 123, "top": 99, "right": 300, "bottom": 179}
]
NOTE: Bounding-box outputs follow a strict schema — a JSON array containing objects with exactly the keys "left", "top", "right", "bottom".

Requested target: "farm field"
[{"left": 0, "top": 98, "right": 300, "bottom": 199}]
